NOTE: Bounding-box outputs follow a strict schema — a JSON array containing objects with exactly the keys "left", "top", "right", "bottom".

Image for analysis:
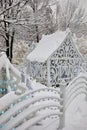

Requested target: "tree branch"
[{"left": 0, "top": 0, "right": 29, "bottom": 16}]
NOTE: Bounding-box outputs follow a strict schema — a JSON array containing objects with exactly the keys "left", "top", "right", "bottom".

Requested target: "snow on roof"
[{"left": 27, "top": 30, "right": 68, "bottom": 62}]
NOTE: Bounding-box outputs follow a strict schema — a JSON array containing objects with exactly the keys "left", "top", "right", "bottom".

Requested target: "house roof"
[{"left": 27, "top": 30, "right": 68, "bottom": 62}]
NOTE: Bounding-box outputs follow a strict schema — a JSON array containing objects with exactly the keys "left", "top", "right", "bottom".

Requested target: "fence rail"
[{"left": 0, "top": 72, "right": 87, "bottom": 130}]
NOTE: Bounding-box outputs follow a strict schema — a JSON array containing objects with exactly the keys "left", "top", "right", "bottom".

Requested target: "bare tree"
[
  {"left": 0, "top": 0, "right": 56, "bottom": 62},
  {"left": 20, "top": 0, "right": 55, "bottom": 43},
  {"left": 0, "top": 0, "right": 29, "bottom": 62},
  {"left": 57, "top": 0, "right": 87, "bottom": 37}
]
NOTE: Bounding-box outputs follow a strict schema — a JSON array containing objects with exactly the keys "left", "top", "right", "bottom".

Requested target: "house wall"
[
  {"left": 27, "top": 61, "right": 48, "bottom": 85},
  {"left": 27, "top": 34, "right": 84, "bottom": 87},
  {"left": 49, "top": 35, "right": 83, "bottom": 87}
]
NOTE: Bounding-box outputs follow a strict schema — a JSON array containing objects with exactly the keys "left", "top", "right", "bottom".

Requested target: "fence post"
[
  {"left": 59, "top": 81, "right": 66, "bottom": 129},
  {"left": 21, "top": 72, "right": 25, "bottom": 83},
  {"left": 47, "top": 59, "right": 51, "bottom": 87}
]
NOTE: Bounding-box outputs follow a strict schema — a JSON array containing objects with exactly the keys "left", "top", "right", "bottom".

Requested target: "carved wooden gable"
[
  {"left": 51, "top": 34, "right": 83, "bottom": 60},
  {"left": 27, "top": 31, "right": 84, "bottom": 87},
  {"left": 49, "top": 34, "right": 83, "bottom": 86}
]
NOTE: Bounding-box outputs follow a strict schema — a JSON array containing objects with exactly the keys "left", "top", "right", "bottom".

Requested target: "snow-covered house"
[{"left": 27, "top": 29, "right": 85, "bottom": 87}]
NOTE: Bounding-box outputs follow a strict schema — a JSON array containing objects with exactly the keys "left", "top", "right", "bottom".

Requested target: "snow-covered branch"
[
  {"left": 0, "top": 0, "right": 29, "bottom": 16},
  {"left": 57, "top": 0, "right": 87, "bottom": 37}
]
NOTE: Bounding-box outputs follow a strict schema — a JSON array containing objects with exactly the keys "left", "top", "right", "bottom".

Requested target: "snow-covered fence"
[
  {"left": 0, "top": 87, "right": 62, "bottom": 130},
  {"left": 1, "top": 72, "right": 87, "bottom": 130},
  {"left": 65, "top": 72, "right": 87, "bottom": 110},
  {"left": 4, "top": 104, "right": 61, "bottom": 130},
  {"left": 58, "top": 72, "right": 87, "bottom": 129},
  {"left": 16, "top": 110, "right": 61, "bottom": 130},
  {"left": 0, "top": 87, "right": 60, "bottom": 114},
  {"left": 59, "top": 82, "right": 66, "bottom": 129}
]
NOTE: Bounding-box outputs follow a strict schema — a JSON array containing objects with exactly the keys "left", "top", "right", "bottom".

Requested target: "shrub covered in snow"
[{"left": 13, "top": 40, "right": 29, "bottom": 65}]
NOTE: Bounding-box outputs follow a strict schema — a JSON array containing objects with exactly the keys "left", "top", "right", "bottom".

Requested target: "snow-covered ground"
[
  {"left": 0, "top": 85, "right": 87, "bottom": 130},
  {"left": 28, "top": 95, "right": 87, "bottom": 130},
  {"left": 63, "top": 95, "right": 87, "bottom": 130},
  {"left": 0, "top": 54, "right": 87, "bottom": 130}
]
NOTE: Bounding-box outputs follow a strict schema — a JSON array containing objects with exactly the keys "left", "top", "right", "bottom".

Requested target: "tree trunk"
[
  {"left": 10, "top": 29, "right": 15, "bottom": 63},
  {"left": 4, "top": 18, "right": 10, "bottom": 60},
  {"left": 6, "top": 33, "right": 10, "bottom": 60},
  {"left": 36, "top": 25, "right": 39, "bottom": 43},
  {"left": 5, "top": 30, "right": 15, "bottom": 62},
  {"left": 33, "top": 5, "right": 40, "bottom": 43}
]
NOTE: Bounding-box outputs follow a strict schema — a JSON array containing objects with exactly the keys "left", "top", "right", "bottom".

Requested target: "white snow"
[
  {"left": 28, "top": 95, "right": 87, "bottom": 130},
  {"left": 5, "top": 101, "right": 60, "bottom": 130},
  {"left": 16, "top": 110, "right": 60, "bottom": 130},
  {"left": 0, "top": 54, "right": 87, "bottom": 130},
  {"left": 0, "top": 89, "right": 60, "bottom": 125},
  {"left": 0, "top": 78, "right": 87, "bottom": 130},
  {"left": 0, "top": 52, "right": 21, "bottom": 78},
  {"left": 27, "top": 30, "right": 67, "bottom": 62},
  {"left": 0, "top": 53, "right": 29, "bottom": 94},
  {"left": 63, "top": 95, "right": 87, "bottom": 130},
  {"left": 0, "top": 92, "right": 17, "bottom": 111},
  {"left": 0, "top": 52, "right": 7, "bottom": 70}
]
